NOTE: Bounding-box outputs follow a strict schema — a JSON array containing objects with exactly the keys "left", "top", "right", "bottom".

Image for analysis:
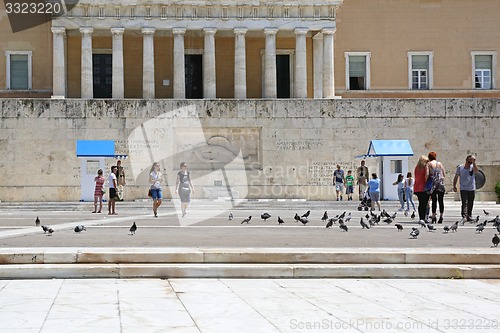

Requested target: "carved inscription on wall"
[
  {"left": 276, "top": 139, "right": 322, "bottom": 150},
  {"left": 307, "top": 161, "right": 356, "bottom": 186}
]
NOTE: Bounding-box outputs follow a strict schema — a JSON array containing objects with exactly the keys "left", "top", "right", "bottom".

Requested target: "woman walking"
[
  {"left": 368, "top": 173, "right": 381, "bottom": 212},
  {"left": 427, "top": 151, "right": 446, "bottom": 223},
  {"left": 414, "top": 155, "right": 430, "bottom": 223},
  {"left": 393, "top": 174, "right": 405, "bottom": 211},
  {"left": 149, "top": 162, "right": 164, "bottom": 218},
  {"left": 176, "top": 162, "right": 194, "bottom": 218}
]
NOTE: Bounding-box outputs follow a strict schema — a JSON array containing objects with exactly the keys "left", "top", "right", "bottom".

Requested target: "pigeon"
[
  {"left": 450, "top": 221, "right": 459, "bottom": 232},
  {"left": 325, "top": 219, "right": 334, "bottom": 228},
  {"left": 294, "top": 213, "right": 300, "bottom": 222},
  {"left": 427, "top": 224, "right": 436, "bottom": 231},
  {"left": 383, "top": 217, "right": 393, "bottom": 224},
  {"left": 390, "top": 212, "right": 397, "bottom": 219},
  {"left": 418, "top": 220, "right": 427, "bottom": 228},
  {"left": 35, "top": 216, "right": 40, "bottom": 227},
  {"left": 241, "top": 216, "right": 252, "bottom": 224},
  {"left": 368, "top": 217, "right": 376, "bottom": 227},
  {"left": 493, "top": 234, "right": 500, "bottom": 247},
  {"left": 459, "top": 217, "right": 467, "bottom": 226},
  {"left": 301, "top": 210, "right": 311, "bottom": 218},
  {"left": 476, "top": 224, "right": 485, "bottom": 233},
  {"left": 475, "top": 215, "right": 480, "bottom": 224},
  {"left": 129, "top": 222, "right": 137, "bottom": 235},
  {"left": 344, "top": 213, "right": 352, "bottom": 223},
  {"left": 410, "top": 211, "right": 415, "bottom": 219},
  {"left": 483, "top": 209, "right": 490, "bottom": 216},
  {"left": 321, "top": 211, "right": 328, "bottom": 222},
  {"left": 395, "top": 223, "right": 403, "bottom": 232},
  {"left": 41, "top": 225, "right": 50, "bottom": 234},
  {"left": 74, "top": 225, "right": 86, "bottom": 233},
  {"left": 261, "top": 213, "right": 271, "bottom": 221},
  {"left": 277, "top": 216, "right": 285, "bottom": 225},
  {"left": 299, "top": 217, "right": 309, "bottom": 225},
  {"left": 228, "top": 213, "right": 233, "bottom": 220},
  {"left": 339, "top": 211, "right": 347, "bottom": 219},
  {"left": 404, "top": 210, "right": 408, "bottom": 217},
  {"left": 339, "top": 223, "right": 348, "bottom": 232},
  {"left": 497, "top": 224, "right": 500, "bottom": 234},
  {"left": 47, "top": 228, "right": 54, "bottom": 235},
  {"left": 443, "top": 225, "right": 450, "bottom": 233},
  {"left": 410, "top": 227, "right": 420, "bottom": 239},
  {"left": 360, "top": 217, "right": 370, "bottom": 229}
]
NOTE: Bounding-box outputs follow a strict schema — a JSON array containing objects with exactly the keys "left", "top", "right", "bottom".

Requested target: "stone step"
[
  {"left": 1, "top": 248, "right": 499, "bottom": 265},
  {"left": 0, "top": 263, "right": 498, "bottom": 279}
]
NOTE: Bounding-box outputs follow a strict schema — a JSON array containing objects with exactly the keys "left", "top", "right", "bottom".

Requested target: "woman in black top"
[{"left": 175, "top": 162, "right": 194, "bottom": 217}]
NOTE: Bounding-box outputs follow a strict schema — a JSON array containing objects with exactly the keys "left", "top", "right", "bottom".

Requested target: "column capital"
[
  {"left": 141, "top": 27, "right": 155, "bottom": 35},
  {"left": 51, "top": 26, "right": 66, "bottom": 35},
  {"left": 79, "top": 27, "right": 94, "bottom": 35},
  {"left": 203, "top": 27, "right": 217, "bottom": 35},
  {"left": 172, "top": 27, "right": 187, "bottom": 35},
  {"left": 234, "top": 28, "right": 248, "bottom": 35},
  {"left": 294, "top": 28, "right": 309, "bottom": 35},
  {"left": 264, "top": 27, "right": 278, "bottom": 35},
  {"left": 321, "top": 27, "right": 336, "bottom": 35},
  {"left": 111, "top": 27, "right": 125, "bottom": 35},
  {"left": 313, "top": 31, "right": 324, "bottom": 40}
]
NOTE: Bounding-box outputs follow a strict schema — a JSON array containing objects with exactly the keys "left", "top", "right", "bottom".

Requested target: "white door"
[
  {"left": 381, "top": 157, "right": 408, "bottom": 200},
  {"left": 80, "top": 158, "right": 106, "bottom": 201}
]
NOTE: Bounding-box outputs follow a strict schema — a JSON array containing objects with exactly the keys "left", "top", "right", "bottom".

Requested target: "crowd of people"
[
  {"left": 91, "top": 154, "right": 478, "bottom": 221},
  {"left": 334, "top": 153, "right": 479, "bottom": 221}
]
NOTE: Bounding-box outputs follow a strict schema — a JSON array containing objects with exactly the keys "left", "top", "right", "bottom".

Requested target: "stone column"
[
  {"left": 51, "top": 27, "right": 67, "bottom": 98},
  {"left": 203, "top": 28, "right": 217, "bottom": 99},
  {"left": 263, "top": 28, "right": 278, "bottom": 98},
  {"left": 322, "top": 28, "right": 336, "bottom": 99},
  {"left": 313, "top": 32, "right": 323, "bottom": 99},
  {"left": 173, "top": 28, "right": 186, "bottom": 99},
  {"left": 111, "top": 27, "right": 125, "bottom": 99},
  {"left": 142, "top": 27, "right": 155, "bottom": 99},
  {"left": 294, "top": 28, "right": 308, "bottom": 98},
  {"left": 234, "top": 28, "right": 248, "bottom": 99},
  {"left": 80, "top": 27, "right": 94, "bottom": 99}
]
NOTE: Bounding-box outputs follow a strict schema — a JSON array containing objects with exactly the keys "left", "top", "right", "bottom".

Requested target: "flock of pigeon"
[
  {"left": 34, "top": 208, "right": 500, "bottom": 247},
  {"left": 232, "top": 209, "right": 500, "bottom": 247},
  {"left": 35, "top": 216, "right": 138, "bottom": 236}
]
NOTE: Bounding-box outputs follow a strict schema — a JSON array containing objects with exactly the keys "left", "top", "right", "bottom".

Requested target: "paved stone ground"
[
  {"left": 0, "top": 199, "right": 499, "bottom": 248},
  {"left": 1, "top": 278, "right": 500, "bottom": 333}
]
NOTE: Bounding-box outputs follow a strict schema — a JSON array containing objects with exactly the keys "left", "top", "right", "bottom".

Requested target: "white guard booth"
[
  {"left": 76, "top": 140, "right": 125, "bottom": 202},
  {"left": 357, "top": 140, "right": 414, "bottom": 200}
]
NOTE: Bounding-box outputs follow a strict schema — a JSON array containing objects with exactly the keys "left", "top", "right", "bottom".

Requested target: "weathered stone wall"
[{"left": 0, "top": 98, "right": 499, "bottom": 201}]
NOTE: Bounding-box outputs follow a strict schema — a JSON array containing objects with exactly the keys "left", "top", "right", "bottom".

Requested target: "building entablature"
[{"left": 56, "top": 0, "right": 341, "bottom": 34}]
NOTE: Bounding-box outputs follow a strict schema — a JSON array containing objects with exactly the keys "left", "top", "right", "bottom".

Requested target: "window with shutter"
[{"left": 6, "top": 51, "right": 32, "bottom": 90}]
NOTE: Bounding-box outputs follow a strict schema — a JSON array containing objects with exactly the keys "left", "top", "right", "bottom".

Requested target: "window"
[
  {"left": 391, "top": 160, "right": 402, "bottom": 174},
  {"left": 5, "top": 51, "right": 32, "bottom": 90},
  {"left": 472, "top": 52, "right": 496, "bottom": 89},
  {"left": 408, "top": 52, "right": 433, "bottom": 90},
  {"left": 345, "top": 52, "right": 370, "bottom": 90}
]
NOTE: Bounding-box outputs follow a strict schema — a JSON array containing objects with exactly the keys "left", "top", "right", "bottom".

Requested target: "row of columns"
[{"left": 51, "top": 26, "right": 336, "bottom": 99}]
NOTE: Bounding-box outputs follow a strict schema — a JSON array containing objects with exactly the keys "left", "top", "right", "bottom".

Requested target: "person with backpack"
[{"left": 426, "top": 152, "right": 446, "bottom": 223}]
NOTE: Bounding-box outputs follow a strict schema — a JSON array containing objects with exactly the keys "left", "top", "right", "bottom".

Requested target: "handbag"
[{"left": 424, "top": 176, "right": 434, "bottom": 194}]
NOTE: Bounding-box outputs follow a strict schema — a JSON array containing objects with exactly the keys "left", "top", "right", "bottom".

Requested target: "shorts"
[
  {"left": 150, "top": 188, "right": 162, "bottom": 200},
  {"left": 369, "top": 191, "right": 380, "bottom": 202},
  {"left": 346, "top": 185, "right": 354, "bottom": 194},
  {"left": 335, "top": 182, "right": 344, "bottom": 192},
  {"left": 109, "top": 188, "right": 119, "bottom": 201}
]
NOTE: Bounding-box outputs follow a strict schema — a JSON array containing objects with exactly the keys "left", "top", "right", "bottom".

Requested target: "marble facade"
[{"left": 0, "top": 98, "right": 499, "bottom": 202}]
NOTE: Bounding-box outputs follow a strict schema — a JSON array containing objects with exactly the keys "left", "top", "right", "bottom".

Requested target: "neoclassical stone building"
[{"left": 0, "top": 0, "right": 499, "bottom": 202}]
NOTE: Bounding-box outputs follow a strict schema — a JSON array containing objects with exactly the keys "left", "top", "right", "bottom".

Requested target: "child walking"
[
  {"left": 393, "top": 174, "right": 405, "bottom": 211},
  {"left": 345, "top": 170, "right": 355, "bottom": 201},
  {"left": 93, "top": 169, "right": 105, "bottom": 213},
  {"left": 404, "top": 171, "right": 416, "bottom": 214}
]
